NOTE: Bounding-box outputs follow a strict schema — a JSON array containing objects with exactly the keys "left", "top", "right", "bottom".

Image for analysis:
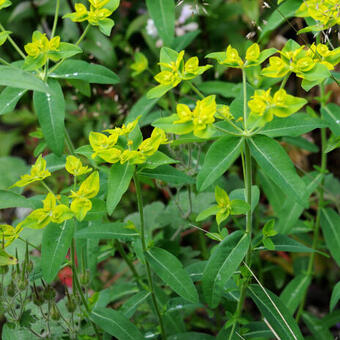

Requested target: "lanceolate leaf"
[
  {"left": 197, "top": 136, "right": 244, "bottom": 191},
  {"left": 248, "top": 284, "right": 304, "bottom": 340},
  {"left": 260, "top": 113, "right": 327, "bottom": 137},
  {"left": 321, "top": 103, "right": 340, "bottom": 136},
  {"left": 121, "top": 291, "right": 151, "bottom": 318},
  {"left": 146, "top": 247, "right": 199, "bottom": 303},
  {"left": 0, "top": 87, "right": 27, "bottom": 115},
  {"left": 125, "top": 95, "right": 159, "bottom": 123},
  {"left": 0, "top": 190, "right": 37, "bottom": 209},
  {"left": 280, "top": 274, "right": 311, "bottom": 314},
  {"left": 49, "top": 60, "right": 120, "bottom": 85},
  {"left": 90, "top": 308, "right": 144, "bottom": 340},
  {"left": 107, "top": 163, "right": 134, "bottom": 215},
  {"left": 0, "top": 65, "right": 50, "bottom": 93},
  {"left": 41, "top": 220, "right": 74, "bottom": 283},
  {"left": 75, "top": 222, "right": 139, "bottom": 240},
  {"left": 202, "top": 231, "right": 250, "bottom": 308},
  {"left": 249, "top": 135, "right": 307, "bottom": 207},
  {"left": 33, "top": 79, "right": 65, "bottom": 156},
  {"left": 139, "top": 165, "right": 195, "bottom": 185},
  {"left": 330, "top": 281, "right": 340, "bottom": 312},
  {"left": 168, "top": 333, "right": 215, "bottom": 340},
  {"left": 146, "top": 0, "right": 175, "bottom": 46},
  {"left": 302, "top": 312, "right": 333, "bottom": 340},
  {"left": 320, "top": 208, "right": 340, "bottom": 266}
]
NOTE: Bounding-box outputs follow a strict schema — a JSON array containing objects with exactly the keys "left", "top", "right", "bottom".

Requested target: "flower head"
[
  {"left": 65, "top": 155, "right": 92, "bottom": 176},
  {"left": 11, "top": 155, "right": 51, "bottom": 188},
  {"left": 0, "top": 0, "right": 11, "bottom": 11}
]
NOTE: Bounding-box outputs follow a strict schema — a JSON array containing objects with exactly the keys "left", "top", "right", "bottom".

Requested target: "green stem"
[
  {"left": 71, "top": 239, "right": 101, "bottom": 339},
  {"left": 18, "top": 236, "right": 40, "bottom": 251},
  {"left": 279, "top": 72, "right": 291, "bottom": 90},
  {"left": 242, "top": 69, "right": 248, "bottom": 130},
  {"left": 0, "top": 57, "right": 10, "bottom": 66},
  {"left": 186, "top": 81, "right": 205, "bottom": 99},
  {"left": 228, "top": 140, "right": 252, "bottom": 340},
  {"left": 0, "top": 23, "right": 26, "bottom": 59},
  {"left": 295, "top": 82, "right": 327, "bottom": 323},
  {"left": 65, "top": 128, "right": 76, "bottom": 154},
  {"left": 50, "top": 0, "right": 60, "bottom": 39},
  {"left": 133, "top": 173, "right": 167, "bottom": 340},
  {"left": 48, "top": 24, "right": 90, "bottom": 75}
]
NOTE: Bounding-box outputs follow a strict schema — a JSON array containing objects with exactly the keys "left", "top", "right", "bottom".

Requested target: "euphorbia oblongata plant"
[{"left": 0, "top": 0, "right": 340, "bottom": 339}]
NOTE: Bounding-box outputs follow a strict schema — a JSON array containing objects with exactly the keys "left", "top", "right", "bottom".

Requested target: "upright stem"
[
  {"left": 0, "top": 23, "right": 26, "bottom": 59},
  {"left": 133, "top": 173, "right": 166, "bottom": 339},
  {"left": 50, "top": 0, "right": 60, "bottom": 39},
  {"left": 228, "top": 140, "right": 252, "bottom": 340},
  {"left": 186, "top": 81, "right": 205, "bottom": 99},
  {"left": 70, "top": 239, "right": 101, "bottom": 339},
  {"left": 242, "top": 69, "right": 248, "bottom": 130}
]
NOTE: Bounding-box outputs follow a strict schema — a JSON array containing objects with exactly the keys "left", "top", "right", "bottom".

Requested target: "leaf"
[
  {"left": 168, "top": 333, "right": 215, "bottom": 340},
  {"left": 260, "top": 113, "right": 327, "bottom": 137},
  {"left": 0, "top": 65, "right": 50, "bottom": 93},
  {"left": 249, "top": 135, "right": 307, "bottom": 207},
  {"left": 172, "top": 30, "right": 201, "bottom": 51},
  {"left": 146, "top": 247, "right": 199, "bottom": 303},
  {"left": 0, "top": 190, "right": 37, "bottom": 209},
  {"left": 259, "top": 0, "right": 301, "bottom": 41},
  {"left": 0, "top": 248, "right": 17, "bottom": 266},
  {"left": 321, "top": 103, "right": 340, "bottom": 136},
  {"left": 202, "top": 231, "right": 250, "bottom": 308},
  {"left": 302, "top": 312, "right": 333, "bottom": 340},
  {"left": 90, "top": 308, "right": 144, "bottom": 340},
  {"left": 198, "top": 81, "right": 242, "bottom": 98},
  {"left": 0, "top": 87, "right": 27, "bottom": 115},
  {"left": 139, "top": 165, "right": 195, "bottom": 185},
  {"left": 197, "top": 136, "right": 244, "bottom": 191},
  {"left": 107, "top": 163, "right": 134, "bottom": 215},
  {"left": 320, "top": 208, "right": 340, "bottom": 266},
  {"left": 330, "top": 281, "right": 340, "bottom": 311},
  {"left": 49, "top": 60, "right": 120, "bottom": 85},
  {"left": 33, "top": 79, "right": 65, "bottom": 156},
  {"left": 125, "top": 95, "right": 159, "bottom": 123},
  {"left": 41, "top": 220, "right": 75, "bottom": 283},
  {"left": 146, "top": 0, "right": 175, "bottom": 46},
  {"left": 280, "top": 274, "right": 311, "bottom": 314},
  {"left": 75, "top": 221, "right": 139, "bottom": 240},
  {"left": 45, "top": 153, "right": 67, "bottom": 172},
  {"left": 248, "top": 284, "right": 304, "bottom": 340},
  {"left": 120, "top": 291, "right": 151, "bottom": 318},
  {"left": 229, "top": 185, "right": 260, "bottom": 212},
  {"left": 255, "top": 235, "right": 316, "bottom": 253},
  {"left": 143, "top": 151, "right": 178, "bottom": 169}
]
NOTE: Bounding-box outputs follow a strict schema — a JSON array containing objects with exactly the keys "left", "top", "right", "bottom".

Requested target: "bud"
[
  {"left": 18, "top": 279, "right": 28, "bottom": 291},
  {"left": 7, "top": 282, "right": 16, "bottom": 297},
  {"left": 50, "top": 303, "right": 61, "bottom": 321},
  {"left": 0, "top": 266, "right": 9, "bottom": 275},
  {"left": 79, "top": 270, "right": 90, "bottom": 286},
  {"left": 66, "top": 297, "right": 77, "bottom": 313},
  {"left": 43, "top": 286, "right": 56, "bottom": 301}
]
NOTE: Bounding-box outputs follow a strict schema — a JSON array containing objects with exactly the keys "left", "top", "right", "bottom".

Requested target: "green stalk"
[
  {"left": 48, "top": 24, "right": 90, "bottom": 75},
  {"left": 70, "top": 239, "right": 101, "bottom": 339},
  {"left": 228, "top": 69, "right": 253, "bottom": 340},
  {"left": 0, "top": 23, "right": 26, "bottom": 59},
  {"left": 186, "top": 81, "right": 205, "bottom": 99},
  {"left": 279, "top": 72, "right": 291, "bottom": 90},
  {"left": 133, "top": 173, "right": 167, "bottom": 340},
  {"left": 295, "top": 84, "right": 327, "bottom": 322},
  {"left": 0, "top": 57, "right": 10, "bottom": 65}
]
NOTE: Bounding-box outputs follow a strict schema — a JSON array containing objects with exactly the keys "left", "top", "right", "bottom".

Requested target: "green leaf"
[
  {"left": 120, "top": 291, "right": 151, "bottom": 318},
  {"left": 146, "top": 247, "right": 199, "bottom": 303},
  {"left": 260, "top": 113, "right": 327, "bottom": 137},
  {"left": 125, "top": 95, "right": 158, "bottom": 123},
  {"left": 90, "top": 308, "right": 144, "bottom": 340},
  {"left": 172, "top": 30, "right": 201, "bottom": 51},
  {"left": 107, "top": 163, "right": 134, "bottom": 215},
  {"left": 168, "top": 333, "right": 215, "bottom": 340},
  {"left": 196, "top": 205, "right": 220, "bottom": 222},
  {"left": 229, "top": 185, "right": 260, "bottom": 213},
  {"left": 41, "top": 220, "right": 75, "bottom": 283},
  {"left": 280, "top": 274, "right": 311, "bottom": 314},
  {"left": 249, "top": 135, "right": 307, "bottom": 207},
  {"left": 0, "top": 190, "right": 37, "bottom": 209},
  {"left": 139, "top": 165, "right": 195, "bottom": 185},
  {"left": 143, "top": 151, "right": 178, "bottom": 169},
  {"left": 302, "top": 312, "right": 333, "bottom": 340},
  {"left": 230, "top": 199, "right": 250, "bottom": 215},
  {"left": 152, "top": 114, "right": 193, "bottom": 135},
  {"left": 255, "top": 235, "right": 316, "bottom": 253},
  {"left": 49, "top": 60, "right": 120, "bottom": 84},
  {"left": 197, "top": 136, "right": 244, "bottom": 191},
  {"left": 321, "top": 103, "right": 340, "bottom": 136},
  {"left": 0, "top": 248, "right": 17, "bottom": 266},
  {"left": 330, "top": 281, "right": 340, "bottom": 311},
  {"left": 248, "top": 284, "right": 304, "bottom": 340},
  {"left": 0, "top": 65, "right": 50, "bottom": 93},
  {"left": 45, "top": 153, "right": 67, "bottom": 172},
  {"left": 0, "top": 87, "right": 27, "bottom": 115},
  {"left": 75, "top": 221, "right": 139, "bottom": 240},
  {"left": 198, "top": 81, "right": 242, "bottom": 98},
  {"left": 320, "top": 208, "right": 340, "bottom": 266},
  {"left": 146, "top": 0, "right": 174, "bottom": 46},
  {"left": 202, "top": 231, "right": 250, "bottom": 308},
  {"left": 259, "top": 0, "right": 301, "bottom": 41},
  {"left": 33, "top": 79, "right": 65, "bottom": 156},
  {"left": 147, "top": 84, "right": 173, "bottom": 99}
]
